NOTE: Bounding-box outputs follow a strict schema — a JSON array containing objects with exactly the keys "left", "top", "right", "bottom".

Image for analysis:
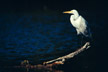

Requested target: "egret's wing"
[{"left": 80, "top": 16, "right": 92, "bottom": 38}]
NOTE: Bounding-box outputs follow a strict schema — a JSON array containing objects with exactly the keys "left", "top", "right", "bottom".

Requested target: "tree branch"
[
  {"left": 15, "top": 42, "right": 90, "bottom": 70},
  {"left": 43, "top": 42, "right": 90, "bottom": 65}
]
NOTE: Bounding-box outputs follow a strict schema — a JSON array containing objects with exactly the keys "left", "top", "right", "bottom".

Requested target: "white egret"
[{"left": 63, "top": 9, "right": 92, "bottom": 44}]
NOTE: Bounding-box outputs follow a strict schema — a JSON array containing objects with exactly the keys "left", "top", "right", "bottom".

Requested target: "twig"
[{"left": 43, "top": 42, "right": 90, "bottom": 65}]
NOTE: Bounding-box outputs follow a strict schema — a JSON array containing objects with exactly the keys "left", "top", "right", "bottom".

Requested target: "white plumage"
[{"left": 63, "top": 9, "right": 91, "bottom": 37}]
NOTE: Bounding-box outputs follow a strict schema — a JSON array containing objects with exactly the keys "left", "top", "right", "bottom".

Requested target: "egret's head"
[{"left": 63, "top": 9, "right": 78, "bottom": 15}]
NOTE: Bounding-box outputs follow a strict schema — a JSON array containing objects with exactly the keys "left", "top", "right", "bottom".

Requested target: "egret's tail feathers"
[{"left": 76, "top": 29, "right": 80, "bottom": 35}]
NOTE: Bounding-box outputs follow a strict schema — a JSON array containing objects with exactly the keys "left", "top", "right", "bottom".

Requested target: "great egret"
[{"left": 63, "top": 9, "right": 92, "bottom": 43}]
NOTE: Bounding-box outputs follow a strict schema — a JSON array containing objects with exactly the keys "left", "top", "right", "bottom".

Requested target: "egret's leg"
[
  {"left": 81, "top": 35, "right": 83, "bottom": 46},
  {"left": 77, "top": 34, "right": 82, "bottom": 47},
  {"left": 77, "top": 35, "right": 80, "bottom": 48},
  {"left": 80, "top": 35, "right": 86, "bottom": 47}
]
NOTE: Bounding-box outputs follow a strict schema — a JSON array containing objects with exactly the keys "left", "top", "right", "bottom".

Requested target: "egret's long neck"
[
  {"left": 70, "top": 11, "right": 79, "bottom": 26},
  {"left": 74, "top": 12, "right": 79, "bottom": 19}
]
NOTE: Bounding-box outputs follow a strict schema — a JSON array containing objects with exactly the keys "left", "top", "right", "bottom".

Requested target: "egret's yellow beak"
[{"left": 63, "top": 11, "right": 73, "bottom": 13}]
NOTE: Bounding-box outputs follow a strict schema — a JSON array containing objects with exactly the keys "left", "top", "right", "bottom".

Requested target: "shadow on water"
[{"left": 0, "top": 10, "right": 107, "bottom": 72}]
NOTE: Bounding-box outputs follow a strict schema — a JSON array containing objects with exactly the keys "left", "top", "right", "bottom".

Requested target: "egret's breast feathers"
[{"left": 70, "top": 15, "right": 87, "bottom": 35}]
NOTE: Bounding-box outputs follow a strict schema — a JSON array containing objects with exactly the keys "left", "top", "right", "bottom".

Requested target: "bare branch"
[{"left": 43, "top": 42, "right": 90, "bottom": 65}]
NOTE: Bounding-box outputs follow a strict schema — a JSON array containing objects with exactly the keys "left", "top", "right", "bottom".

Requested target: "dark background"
[
  {"left": 0, "top": 0, "right": 108, "bottom": 72},
  {"left": 0, "top": 0, "right": 107, "bottom": 12},
  {"left": 0, "top": 0, "right": 107, "bottom": 22}
]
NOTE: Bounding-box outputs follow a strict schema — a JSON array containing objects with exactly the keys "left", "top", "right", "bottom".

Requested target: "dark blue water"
[
  {"left": 0, "top": 11, "right": 78, "bottom": 66},
  {"left": 0, "top": 11, "right": 107, "bottom": 72}
]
